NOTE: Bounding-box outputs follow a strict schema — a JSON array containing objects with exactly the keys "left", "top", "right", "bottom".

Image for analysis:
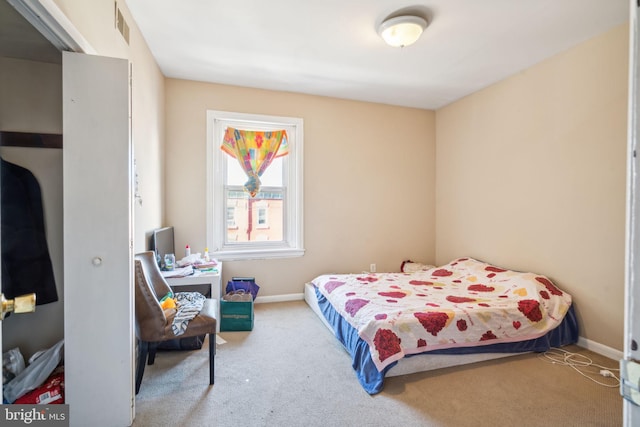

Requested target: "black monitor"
[{"left": 151, "top": 226, "right": 175, "bottom": 261}]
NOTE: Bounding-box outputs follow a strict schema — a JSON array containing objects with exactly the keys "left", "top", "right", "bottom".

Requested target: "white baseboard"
[
  {"left": 577, "top": 336, "right": 623, "bottom": 361},
  {"left": 255, "top": 293, "right": 304, "bottom": 304}
]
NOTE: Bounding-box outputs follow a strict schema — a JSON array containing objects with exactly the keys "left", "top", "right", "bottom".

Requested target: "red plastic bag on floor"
[
  {"left": 4, "top": 339, "right": 64, "bottom": 403},
  {"left": 14, "top": 367, "right": 64, "bottom": 404}
]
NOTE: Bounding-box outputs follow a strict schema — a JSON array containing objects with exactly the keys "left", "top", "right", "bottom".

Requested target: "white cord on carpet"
[{"left": 538, "top": 347, "right": 620, "bottom": 388}]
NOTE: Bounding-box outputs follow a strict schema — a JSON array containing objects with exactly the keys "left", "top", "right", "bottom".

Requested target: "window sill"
[{"left": 212, "top": 247, "right": 305, "bottom": 261}]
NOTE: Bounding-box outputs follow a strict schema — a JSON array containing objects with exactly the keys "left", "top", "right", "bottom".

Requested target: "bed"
[{"left": 304, "top": 257, "right": 579, "bottom": 394}]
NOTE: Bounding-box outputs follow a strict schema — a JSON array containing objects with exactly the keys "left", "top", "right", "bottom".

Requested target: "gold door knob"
[{"left": 1, "top": 293, "right": 36, "bottom": 320}]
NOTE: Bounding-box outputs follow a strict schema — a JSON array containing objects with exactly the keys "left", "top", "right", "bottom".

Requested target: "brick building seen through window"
[{"left": 226, "top": 191, "right": 283, "bottom": 242}]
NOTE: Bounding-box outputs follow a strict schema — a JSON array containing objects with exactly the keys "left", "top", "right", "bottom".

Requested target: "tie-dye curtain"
[{"left": 220, "top": 127, "right": 289, "bottom": 197}]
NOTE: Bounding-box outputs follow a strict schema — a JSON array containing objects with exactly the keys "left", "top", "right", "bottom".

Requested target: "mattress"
[
  {"left": 305, "top": 258, "right": 578, "bottom": 394},
  {"left": 304, "top": 282, "right": 525, "bottom": 375}
]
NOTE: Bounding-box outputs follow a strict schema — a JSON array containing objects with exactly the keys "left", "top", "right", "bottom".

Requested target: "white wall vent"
[{"left": 115, "top": 2, "right": 129, "bottom": 45}]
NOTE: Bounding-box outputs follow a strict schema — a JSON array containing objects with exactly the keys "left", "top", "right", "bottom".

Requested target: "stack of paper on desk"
[{"left": 160, "top": 266, "right": 194, "bottom": 278}]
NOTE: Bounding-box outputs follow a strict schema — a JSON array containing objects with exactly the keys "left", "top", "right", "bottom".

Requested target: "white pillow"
[{"left": 401, "top": 261, "right": 435, "bottom": 273}]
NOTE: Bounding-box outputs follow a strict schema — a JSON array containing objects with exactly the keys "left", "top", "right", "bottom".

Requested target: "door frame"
[
  {"left": 625, "top": 0, "right": 640, "bottom": 425},
  {"left": 6, "top": 0, "right": 94, "bottom": 54}
]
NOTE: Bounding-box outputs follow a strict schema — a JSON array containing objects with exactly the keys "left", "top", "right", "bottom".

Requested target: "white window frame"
[{"left": 206, "top": 110, "right": 304, "bottom": 260}]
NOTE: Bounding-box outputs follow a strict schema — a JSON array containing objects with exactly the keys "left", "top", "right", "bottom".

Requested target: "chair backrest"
[{"left": 134, "top": 251, "right": 174, "bottom": 341}]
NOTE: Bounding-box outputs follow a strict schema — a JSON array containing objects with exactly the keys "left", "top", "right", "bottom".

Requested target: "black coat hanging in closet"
[{"left": 1, "top": 158, "right": 58, "bottom": 305}]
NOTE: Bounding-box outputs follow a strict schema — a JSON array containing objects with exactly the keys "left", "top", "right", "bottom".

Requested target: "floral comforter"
[{"left": 312, "top": 257, "right": 573, "bottom": 372}]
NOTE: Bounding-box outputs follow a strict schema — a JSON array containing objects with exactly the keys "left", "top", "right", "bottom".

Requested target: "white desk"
[{"left": 166, "top": 263, "right": 222, "bottom": 332}]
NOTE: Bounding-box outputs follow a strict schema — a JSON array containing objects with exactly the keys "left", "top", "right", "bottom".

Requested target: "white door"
[
  {"left": 62, "top": 52, "right": 134, "bottom": 427},
  {"left": 624, "top": 1, "right": 640, "bottom": 425}
]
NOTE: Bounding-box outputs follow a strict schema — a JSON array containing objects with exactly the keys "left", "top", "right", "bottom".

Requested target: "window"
[
  {"left": 206, "top": 110, "right": 304, "bottom": 260},
  {"left": 256, "top": 202, "right": 268, "bottom": 228},
  {"left": 226, "top": 206, "right": 237, "bottom": 228}
]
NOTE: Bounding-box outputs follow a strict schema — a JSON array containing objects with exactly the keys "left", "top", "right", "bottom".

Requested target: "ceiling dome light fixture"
[{"left": 378, "top": 15, "right": 428, "bottom": 48}]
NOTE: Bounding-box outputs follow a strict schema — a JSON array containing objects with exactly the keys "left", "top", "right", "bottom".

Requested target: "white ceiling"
[
  {"left": 0, "top": 1, "right": 631, "bottom": 109},
  {"left": 2, "top": 1, "right": 630, "bottom": 109},
  {"left": 126, "top": 0, "right": 629, "bottom": 110}
]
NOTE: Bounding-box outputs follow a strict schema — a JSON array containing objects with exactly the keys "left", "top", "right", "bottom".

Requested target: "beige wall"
[
  {"left": 0, "top": 57, "right": 62, "bottom": 134},
  {"left": 165, "top": 80, "right": 436, "bottom": 296},
  {"left": 436, "top": 24, "right": 629, "bottom": 350},
  {"left": 53, "top": 0, "right": 166, "bottom": 252}
]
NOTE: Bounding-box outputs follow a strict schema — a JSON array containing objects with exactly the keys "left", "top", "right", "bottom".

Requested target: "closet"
[
  {"left": 0, "top": 0, "right": 65, "bottom": 361},
  {"left": 0, "top": 60, "right": 64, "bottom": 362},
  {"left": 1, "top": 2, "right": 134, "bottom": 425}
]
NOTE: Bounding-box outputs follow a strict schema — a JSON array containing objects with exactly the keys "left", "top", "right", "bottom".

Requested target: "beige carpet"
[{"left": 133, "top": 301, "right": 622, "bottom": 427}]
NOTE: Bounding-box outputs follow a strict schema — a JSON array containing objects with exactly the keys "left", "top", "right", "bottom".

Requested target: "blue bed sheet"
[{"left": 315, "top": 287, "right": 579, "bottom": 394}]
